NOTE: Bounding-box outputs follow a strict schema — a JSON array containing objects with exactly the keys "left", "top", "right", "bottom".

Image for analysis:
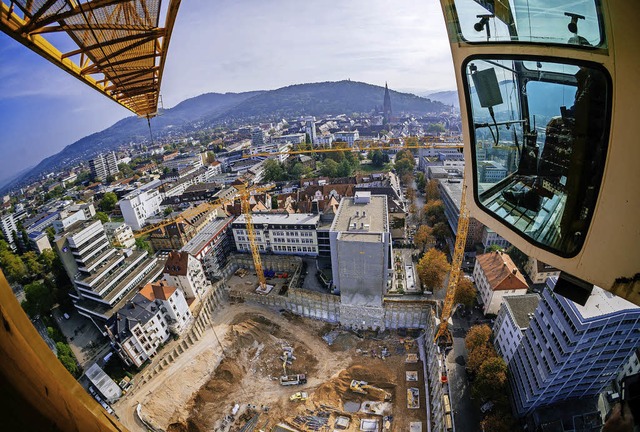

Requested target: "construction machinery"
[
  {"left": 289, "top": 391, "right": 308, "bottom": 402},
  {"left": 434, "top": 180, "right": 469, "bottom": 347},
  {"left": 279, "top": 374, "right": 307, "bottom": 386},
  {"left": 349, "top": 380, "right": 392, "bottom": 401}
]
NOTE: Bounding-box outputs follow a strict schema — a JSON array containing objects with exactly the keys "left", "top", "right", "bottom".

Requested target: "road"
[{"left": 446, "top": 308, "right": 484, "bottom": 432}]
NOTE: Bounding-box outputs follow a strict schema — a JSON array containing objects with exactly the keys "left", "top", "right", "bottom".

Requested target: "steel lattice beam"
[{"left": 0, "top": 0, "right": 181, "bottom": 118}]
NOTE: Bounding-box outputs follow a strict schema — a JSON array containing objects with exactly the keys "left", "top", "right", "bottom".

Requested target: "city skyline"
[{"left": 0, "top": 0, "right": 455, "bottom": 185}]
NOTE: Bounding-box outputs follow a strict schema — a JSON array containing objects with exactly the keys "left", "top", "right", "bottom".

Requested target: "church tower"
[{"left": 383, "top": 82, "right": 392, "bottom": 125}]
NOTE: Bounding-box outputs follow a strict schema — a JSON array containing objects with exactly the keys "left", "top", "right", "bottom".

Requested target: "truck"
[
  {"left": 289, "top": 391, "right": 308, "bottom": 402},
  {"left": 279, "top": 374, "right": 307, "bottom": 386}
]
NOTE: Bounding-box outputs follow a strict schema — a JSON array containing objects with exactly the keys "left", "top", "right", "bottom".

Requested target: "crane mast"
[
  {"left": 435, "top": 180, "right": 469, "bottom": 346},
  {"left": 240, "top": 189, "right": 267, "bottom": 289}
]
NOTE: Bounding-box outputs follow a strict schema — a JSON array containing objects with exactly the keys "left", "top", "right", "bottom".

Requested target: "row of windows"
[{"left": 272, "top": 245, "right": 316, "bottom": 253}]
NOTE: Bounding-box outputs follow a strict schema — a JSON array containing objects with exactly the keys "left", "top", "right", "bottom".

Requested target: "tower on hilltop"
[{"left": 383, "top": 82, "right": 392, "bottom": 125}]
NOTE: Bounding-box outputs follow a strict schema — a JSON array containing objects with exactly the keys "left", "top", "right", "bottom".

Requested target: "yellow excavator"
[{"left": 349, "top": 380, "right": 391, "bottom": 401}]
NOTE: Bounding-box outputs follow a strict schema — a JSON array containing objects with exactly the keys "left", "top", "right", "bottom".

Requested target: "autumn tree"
[
  {"left": 467, "top": 344, "right": 497, "bottom": 373},
  {"left": 423, "top": 199, "right": 445, "bottom": 225},
  {"left": 416, "top": 248, "right": 450, "bottom": 291},
  {"left": 0, "top": 250, "right": 27, "bottom": 282},
  {"left": 454, "top": 277, "right": 477, "bottom": 308},
  {"left": 480, "top": 414, "right": 512, "bottom": 432},
  {"left": 465, "top": 324, "right": 492, "bottom": 352},
  {"left": 22, "top": 251, "right": 44, "bottom": 279},
  {"left": 424, "top": 179, "right": 441, "bottom": 201},
  {"left": 405, "top": 187, "right": 416, "bottom": 203},
  {"left": 414, "top": 225, "right": 435, "bottom": 251},
  {"left": 474, "top": 357, "right": 508, "bottom": 400}
]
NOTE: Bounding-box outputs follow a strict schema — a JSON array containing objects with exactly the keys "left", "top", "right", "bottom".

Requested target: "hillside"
[{"left": 6, "top": 81, "right": 446, "bottom": 191}]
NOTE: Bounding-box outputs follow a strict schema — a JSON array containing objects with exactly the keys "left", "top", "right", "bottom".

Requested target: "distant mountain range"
[{"left": 3, "top": 80, "right": 449, "bottom": 192}]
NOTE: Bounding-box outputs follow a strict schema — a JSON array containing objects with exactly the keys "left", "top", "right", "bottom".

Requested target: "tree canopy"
[
  {"left": 465, "top": 324, "right": 492, "bottom": 352},
  {"left": 99, "top": 192, "right": 118, "bottom": 212},
  {"left": 416, "top": 248, "right": 450, "bottom": 291},
  {"left": 414, "top": 225, "right": 435, "bottom": 251},
  {"left": 454, "top": 277, "right": 477, "bottom": 308}
]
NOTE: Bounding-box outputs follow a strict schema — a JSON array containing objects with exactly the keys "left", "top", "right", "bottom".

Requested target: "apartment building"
[
  {"left": 89, "top": 152, "right": 118, "bottom": 181},
  {"left": 473, "top": 250, "right": 529, "bottom": 315},
  {"left": 232, "top": 213, "right": 320, "bottom": 256},
  {"left": 334, "top": 130, "right": 360, "bottom": 147},
  {"left": 493, "top": 294, "right": 541, "bottom": 364},
  {"left": 148, "top": 203, "right": 222, "bottom": 251},
  {"left": 106, "top": 281, "right": 191, "bottom": 368},
  {"left": 508, "top": 278, "right": 640, "bottom": 417},
  {"left": 163, "top": 251, "right": 210, "bottom": 300},
  {"left": 0, "top": 212, "right": 18, "bottom": 250},
  {"left": 524, "top": 257, "right": 561, "bottom": 285},
  {"left": 118, "top": 181, "right": 163, "bottom": 230},
  {"left": 180, "top": 217, "right": 234, "bottom": 279},
  {"left": 103, "top": 222, "right": 135, "bottom": 248}
]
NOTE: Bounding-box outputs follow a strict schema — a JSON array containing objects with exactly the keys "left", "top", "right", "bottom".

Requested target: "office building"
[
  {"left": 329, "top": 191, "right": 391, "bottom": 330},
  {"left": 494, "top": 294, "right": 541, "bottom": 364},
  {"left": 334, "top": 130, "right": 360, "bottom": 147},
  {"left": 118, "top": 182, "right": 163, "bottom": 231},
  {"left": 508, "top": 278, "right": 640, "bottom": 417},
  {"left": 251, "top": 128, "right": 265, "bottom": 147}
]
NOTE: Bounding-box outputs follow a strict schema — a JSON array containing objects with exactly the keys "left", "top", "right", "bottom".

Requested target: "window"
[
  {"left": 465, "top": 58, "right": 610, "bottom": 256},
  {"left": 450, "top": 0, "right": 605, "bottom": 48}
]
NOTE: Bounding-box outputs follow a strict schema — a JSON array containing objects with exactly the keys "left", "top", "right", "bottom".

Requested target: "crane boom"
[{"left": 435, "top": 180, "right": 469, "bottom": 346}]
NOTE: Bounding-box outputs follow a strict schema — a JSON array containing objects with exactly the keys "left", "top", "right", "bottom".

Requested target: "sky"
[{"left": 0, "top": 0, "right": 455, "bottom": 186}]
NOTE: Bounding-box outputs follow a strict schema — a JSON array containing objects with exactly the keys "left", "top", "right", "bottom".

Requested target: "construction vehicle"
[
  {"left": 349, "top": 380, "right": 392, "bottom": 401},
  {"left": 407, "top": 387, "right": 420, "bottom": 409},
  {"left": 289, "top": 391, "right": 308, "bottom": 402},
  {"left": 279, "top": 374, "right": 307, "bottom": 386}
]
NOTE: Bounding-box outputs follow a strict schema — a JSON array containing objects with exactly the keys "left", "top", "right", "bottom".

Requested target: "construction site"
[{"left": 113, "top": 302, "right": 428, "bottom": 432}]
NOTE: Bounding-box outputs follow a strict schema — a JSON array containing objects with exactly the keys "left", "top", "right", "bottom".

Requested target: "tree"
[
  {"left": 369, "top": 150, "right": 387, "bottom": 167},
  {"left": 263, "top": 159, "right": 287, "bottom": 182},
  {"left": 416, "top": 172, "right": 426, "bottom": 192},
  {"left": 426, "top": 123, "right": 446, "bottom": 134},
  {"left": 290, "top": 162, "right": 305, "bottom": 179},
  {"left": 432, "top": 222, "right": 449, "bottom": 243},
  {"left": 423, "top": 199, "right": 445, "bottom": 225},
  {"left": 22, "top": 281, "right": 53, "bottom": 317},
  {"left": 99, "top": 192, "right": 118, "bottom": 212},
  {"left": 414, "top": 225, "right": 435, "bottom": 251},
  {"left": 105, "top": 174, "right": 116, "bottom": 184},
  {"left": 205, "top": 151, "right": 216, "bottom": 164},
  {"left": 487, "top": 244, "right": 504, "bottom": 252},
  {"left": 22, "top": 251, "right": 43, "bottom": 278},
  {"left": 45, "top": 226, "right": 56, "bottom": 243},
  {"left": 135, "top": 237, "right": 152, "bottom": 255},
  {"left": 467, "top": 344, "right": 496, "bottom": 373},
  {"left": 395, "top": 158, "right": 414, "bottom": 178},
  {"left": 95, "top": 211, "right": 110, "bottom": 223},
  {"left": 305, "top": 133, "right": 311, "bottom": 145},
  {"left": 465, "top": 324, "right": 492, "bottom": 352},
  {"left": 337, "top": 159, "right": 353, "bottom": 177},
  {"left": 425, "top": 179, "right": 440, "bottom": 201},
  {"left": 118, "top": 162, "right": 134, "bottom": 178},
  {"left": 405, "top": 187, "right": 416, "bottom": 203},
  {"left": 416, "top": 248, "right": 450, "bottom": 291},
  {"left": 480, "top": 414, "right": 512, "bottom": 432},
  {"left": 39, "top": 249, "right": 57, "bottom": 273},
  {"left": 163, "top": 207, "right": 174, "bottom": 216},
  {"left": 474, "top": 357, "right": 508, "bottom": 400},
  {"left": 0, "top": 250, "right": 27, "bottom": 282},
  {"left": 56, "top": 342, "right": 78, "bottom": 376},
  {"left": 320, "top": 159, "right": 339, "bottom": 178},
  {"left": 454, "top": 277, "right": 477, "bottom": 308}
]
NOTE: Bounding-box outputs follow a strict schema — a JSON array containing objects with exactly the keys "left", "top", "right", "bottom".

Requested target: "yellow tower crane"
[{"left": 434, "top": 180, "right": 469, "bottom": 346}]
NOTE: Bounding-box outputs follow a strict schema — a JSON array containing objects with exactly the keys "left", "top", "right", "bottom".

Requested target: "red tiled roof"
[
  {"left": 476, "top": 251, "right": 528, "bottom": 291},
  {"left": 164, "top": 251, "right": 190, "bottom": 276},
  {"left": 139, "top": 280, "right": 176, "bottom": 301}
]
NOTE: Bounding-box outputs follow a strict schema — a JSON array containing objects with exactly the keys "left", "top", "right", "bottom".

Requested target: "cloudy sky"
[{"left": 0, "top": 0, "right": 455, "bottom": 185}]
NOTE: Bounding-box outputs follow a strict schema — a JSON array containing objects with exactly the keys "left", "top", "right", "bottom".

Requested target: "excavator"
[{"left": 349, "top": 380, "right": 392, "bottom": 401}]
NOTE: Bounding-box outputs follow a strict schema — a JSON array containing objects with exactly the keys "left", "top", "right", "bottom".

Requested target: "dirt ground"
[{"left": 114, "top": 303, "right": 426, "bottom": 432}]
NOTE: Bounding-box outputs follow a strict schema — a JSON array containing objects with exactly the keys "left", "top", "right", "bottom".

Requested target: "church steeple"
[{"left": 383, "top": 82, "right": 392, "bottom": 125}]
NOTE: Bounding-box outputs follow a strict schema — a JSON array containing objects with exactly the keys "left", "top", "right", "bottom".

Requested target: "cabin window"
[
  {"left": 450, "top": 0, "right": 605, "bottom": 48},
  {"left": 464, "top": 57, "right": 611, "bottom": 256}
]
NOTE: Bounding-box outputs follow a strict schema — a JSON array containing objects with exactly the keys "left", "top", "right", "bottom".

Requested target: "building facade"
[
  {"left": 481, "top": 227, "right": 511, "bottom": 252},
  {"left": 180, "top": 217, "right": 234, "bottom": 279},
  {"left": 473, "top": 250, "right": 529, "bottom": 315},
  {"left": 163, "top": 251, "right": 210, "bottom": 300},
  {"left": 524, "top": 257, "right": 561, "bottom": 285},
  {"left": 119, "top": 184, "right": 163, "bottom": 231},
  {"left": 89, "top": 152, "right": 119, "bottom": 181},
  {"left": 103, "top": 222, "right": 135, "bottom": 248},
  {"left": 508, "top": 278, "right": 640, "bottom": 417},
  {"left": 329, "top": 192, "right": 391, "bottom": 330},
  {"left": 493, "top": 294, "right": 540, "bottom": 364},
  {"left": 0, "top": 212, "right": 18, "bottom": 250},
  {"left": 232, "top": 213, "right": 320, "bottom": 256}
]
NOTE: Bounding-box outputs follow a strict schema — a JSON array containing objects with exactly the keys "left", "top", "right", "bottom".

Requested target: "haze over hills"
[{"left": 4, "top": 80, "right": 448, "bottom": 192}]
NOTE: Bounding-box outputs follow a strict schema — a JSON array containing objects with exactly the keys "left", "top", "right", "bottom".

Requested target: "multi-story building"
[
  {"left": 162, "top": 153, "right": 204, "bottom": 172},
  {"left": 334, "top": 130, "right": 360, "bottom": 147},
  {"left": 106, "top": 281, "right": 191, "bottom": 368},
  {"left": 508, "top": 278, "right": 640, "bottom": 417},
  {"left": 617, "top": 347, "right": 640, "bottom": 387},
  {"left": 162, "top": 251, "right": 210, "bottom": 300},
  {"left": 89, "top": 152, "right": 119, "bottom": 181},
  {"left": 329, "top": 191, "right": 391, "bottom": 330},
  {"left": 304, "top": 118, "right": 317, "bottom": 144},
  {"left": 493, "top": 294, "right": 541, "bottom": 364},
  {"left": 53, "top": 203, "right": 96, "bottom": 233},
  {"left": 481, "top": 226, "right": 511, "bottom": 252},
  {"left": 437, "top": 177, "right": 484, "bottom": 249},
  {"left": 103, "top": 222, "right": 135, "bottom": 248},
  {"left": 180, "top": 217, "right": 234, "bottom": 279},
  {"left": 27, "top": 231, "right": 52, "bottom": 254},
  {"left": 271, "top": 133, "right": 305, "bottom": 145},
  {"left": 232, "top": 213, "right": 320, "bottom": 256},
  {"left": 473, "top": 250, "right": 529, "bottom": 315},
  {"left": 245, "top": 142, "right": 292, "bottom": 163},
  {"left": 524, "top": 257, "right": 561, "bottom": 285},
  {"left": 478, "top": 160, "right": 508, "bottom": 183},
  {"left": 118, "top": 182, "right": 163, "bottom": 231},
  {"left": 55, "top": 219, "right": 163, "bottom": 328},
  {"left": 148, "top": 203, "right": 221, "bottom": 251},
  {"left": 0, "top": 212, "right": 18, "bottom": 250},
  {"left": 251, "top": 128, "right": 265, "bottom": 147}
]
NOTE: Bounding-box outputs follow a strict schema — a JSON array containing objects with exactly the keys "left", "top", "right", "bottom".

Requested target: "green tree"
[
  {"left": 290, "top": 162, "right": 305, "bottom": 179},
  {"left": 305, "top": 133, "right": 311, "bottom": 145},
  {"left": 135, "top": 237, "right": 152, "bottom": 255},
  {"left": 56, "top": 342, "right": 78, "bottom": 376},
  {"left": 205, "top": 151, "right": 216, "bottom": 164},
  {"left": 432, "top": 222, "right": 450, "bottom": 243},
  {"left": 416, "top": 248, "right": 450, "bottom": 291},
  {"left": 415, "top": 172, "right": 426, "bottom": 192},
  {"left": 426, "top": 123, "right": 446, "bottom": 134},
  {"left": 99, "top": 192, "right": 118, "bottom": 212},
  {"left": 118, "top": 162, "right": 134, "bottom": 178},
  {"left": 320, "top": 159, "right": 339, "bottom": 178},
  {"left": 22, "top": 251, "right": 44, "bottom": 278},
  {"left": 45, "top": 226, "right": 56, "bottom": 243},
  {"left": 337, "top": 159, "right": 353, "bottom": 177},
  {"left": 0, "top": 250, "right": 27, "bottom": 282},
  {"left": 105, "top": 174, "right": 116, "bottom": 184},
  {"left": 487, "top": 244, "right": 504, "bottom": 252},
  {"left": 39, "top": 249, "right": 57, "bottom": 273},
  {"left": 164, "top": 207, "right": 174, "bottom": 216},
  {"left": 263, "top": 159, "right": 287, "bottom": 182},
  {"left": 95, "top": 211, "right": 110, "bottom": 223},
  {"left": 395, "top": 158, "right": 414, "bottom": 178},
  {"left": 271, "top": 196, "right": 279, "bottom": 209},
  {"left": 22, "top": 281, "right": 53, "bottom": 317}
]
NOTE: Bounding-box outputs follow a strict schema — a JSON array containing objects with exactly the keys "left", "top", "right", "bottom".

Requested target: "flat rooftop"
[
  {"left": 233, "top": 213, "right": 319, "bottom": 227},
  {"left": 437, "top": 178, "right": 463, "bottom": 211},
  {"left": 330, "top": 194, "right": 388, "bottom": 233},
  {"left": 568, "top": 283, "right": 639, "bottom": 320},
  {"left": 181, "top": 217, "right": 233, "bottom": 255}
]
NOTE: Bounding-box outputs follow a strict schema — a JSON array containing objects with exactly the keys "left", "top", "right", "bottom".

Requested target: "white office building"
[
  {"left": 334, "top": 130, "right": 360, "bottom": 147},
  {"left": 493, "top": 294, "right": 541, "bottom": 364},
  {"left": 119, "top": 182, "right": 163, "bottom": 230}
]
